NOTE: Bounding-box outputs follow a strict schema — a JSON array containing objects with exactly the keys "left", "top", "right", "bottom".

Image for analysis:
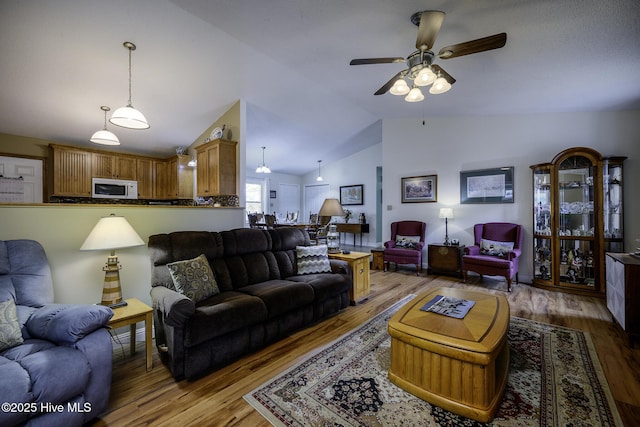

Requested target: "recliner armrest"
[
  {"left": 150, "top": 285, "right": 195, "bottom": 327},
  {"left": 329, "top": 259, "right": 350, "bottom": 275},
  {"left": 26, "top": 304, "right": 113, "bottom": 345}
]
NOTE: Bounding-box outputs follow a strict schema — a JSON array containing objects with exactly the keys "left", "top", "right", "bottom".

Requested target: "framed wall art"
[
  {"left": 270, "top": 190, "right": 277, "bottom": 199},
  {"left": 340, "top": 184, "right": 363, "bottom": 205},
  {"left": 401, "top": 175, "right": 437, "bottom": 203},
  {"left": 460, "top": 166, "right": 514, "bottom": 204}
]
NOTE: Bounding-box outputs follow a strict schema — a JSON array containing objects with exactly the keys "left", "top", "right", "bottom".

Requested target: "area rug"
[{"left": 244, "top": 295, "right": 623, "bottom": 426}]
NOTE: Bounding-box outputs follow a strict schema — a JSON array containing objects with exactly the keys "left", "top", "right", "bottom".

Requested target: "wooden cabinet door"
[
  {"left": 154, "top": 160, "right": 170, "bottom": 199},
  {"left": 115, "top": 156, "right": 137, "bottom": 180},
  {"left": 196, "top": 139, "right": 237, "bottom": 197},
  {"left": 167, "top": 157, "right": 178, "bottom": 198},
  {"left": 136, "top": 158, "right": 154, "bottom": 199},
  {"left": 92, "top": 153, "right": 116, "bottom": 179},
  {"left": 52, "top": 147, "right": 92, "bottom": 196},
  {"left": 196, "top": 149, "right": 210, "bottom": 196}
]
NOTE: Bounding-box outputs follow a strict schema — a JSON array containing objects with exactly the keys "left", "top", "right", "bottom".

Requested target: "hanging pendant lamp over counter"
[
  {"left": 110, "top": 42, "right": 150, "bottom": 130},
  {"left": 90, "top": 106, "right": 120, "bottom": 145}
]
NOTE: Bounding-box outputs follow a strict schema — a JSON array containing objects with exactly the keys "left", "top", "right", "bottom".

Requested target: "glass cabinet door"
[
  {"left": 603, "top": 157, "right": 624, "bottom": 253},
  {"left": 557, "top": 155, "right": 596, "bottom": 288},
  {"left": 533, "top": 167, "right": 552, "bottom": 282}
]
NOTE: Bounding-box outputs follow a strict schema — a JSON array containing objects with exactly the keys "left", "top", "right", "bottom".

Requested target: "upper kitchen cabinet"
[
  {"left": 49, "top": 144, "right": 92, "bottom": 197},
  {"left": 196, "top": 139, "right": 237, "bottom": 197},
  {"left": 92, "top": 152, "right": 137, "bottom": 180}
]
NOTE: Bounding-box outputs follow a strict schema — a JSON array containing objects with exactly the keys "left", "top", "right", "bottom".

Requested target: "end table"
[
  {"left": 108, "top": 297, "right": 153, "bottom": 371},
  {"left": 427, "top": 244, "right": 465, "bottom": 278},
  {"left": 328, "top": 251, "right": 371, "bottom": 304}
]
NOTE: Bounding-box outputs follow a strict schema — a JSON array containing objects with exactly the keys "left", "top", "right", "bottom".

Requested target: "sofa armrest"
[
  {"left": 26, "top": 304, "right": 113, "bottom": 346},
  {"left": 464, "top": 245, "right": 481, "bottom": 256},
  {"left": 150, "top": 285, "right": 195, "bottom": 327},
  {"left": 329, "top": 259, "right": 350, "bottom": 275}
]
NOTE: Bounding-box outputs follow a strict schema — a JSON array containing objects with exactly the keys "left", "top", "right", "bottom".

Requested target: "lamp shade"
[
  {"left": 439, "top": 208, "right": 454, "bottom": 219},
  {"left": 429, "top": 77, "right": 452, "bottom": 94},
  {"left": 318, "top": 198, "right": 345, "bottom": 217},
  {"left": 90, "top": 129, "right": 120, "bottom": 146},
  {"left": 109, "top": 105, "right": 150, "bottom": 130},
  {"left": 415, "top": 67, "right": 437, "bottom": 86},
  {"left": 405, "top": 87, "right": 424, "bottom": 102},
  {"left": 80, "top": 214, "right": 144, "bottom": 251},
  {"left": 389, "top": 78, "right": 410, "bottom": 95}
]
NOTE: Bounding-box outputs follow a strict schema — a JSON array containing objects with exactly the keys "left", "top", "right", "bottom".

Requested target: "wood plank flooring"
[{"left": 88, "top": 270, "right": 640, "bottom": 426}]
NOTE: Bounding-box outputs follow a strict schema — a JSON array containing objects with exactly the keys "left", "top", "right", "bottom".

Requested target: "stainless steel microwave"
[{"left": 91, "top": 178, "right": 138, "bottom": 199}]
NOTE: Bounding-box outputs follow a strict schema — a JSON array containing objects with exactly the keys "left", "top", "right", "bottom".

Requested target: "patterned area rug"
[{"left": 244, "top": 295, "right": 623, "bottom": 426}]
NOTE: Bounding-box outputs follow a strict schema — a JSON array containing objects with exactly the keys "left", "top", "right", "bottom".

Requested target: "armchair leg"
[
  {"left": 515, "top": 272, "right": 519, "bottom": 284},
  {"left": 462, "top": 271, "right": 467, "bottom": 283},
  {"left": 506, "top": 277, "right": 512, "bottom": 292}
]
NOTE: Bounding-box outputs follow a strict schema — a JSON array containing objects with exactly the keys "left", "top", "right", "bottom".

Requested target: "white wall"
[
  {"left": 301, "top": 143, "right": 383, "bottom": 247},
  {"left": 0, "top": 205, "right": 244, "bottom": 305},
  {"left": 382, "top": 110, "right": 640, "bottom": 283}
]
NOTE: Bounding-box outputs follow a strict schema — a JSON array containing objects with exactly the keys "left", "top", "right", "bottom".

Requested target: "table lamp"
[
  {"left": 439, "top": 208, "right": 454, "bottom": 246},
  {"left": 319, "top": 198, "right": 345, "bottom": 253},
  {"left": 80, "top": 213, "right": 144, "bottom": 307}
]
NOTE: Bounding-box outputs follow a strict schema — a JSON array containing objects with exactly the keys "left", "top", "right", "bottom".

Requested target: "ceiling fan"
[{"left": 350, "top": 11, "right": 507, "bottom": 102}]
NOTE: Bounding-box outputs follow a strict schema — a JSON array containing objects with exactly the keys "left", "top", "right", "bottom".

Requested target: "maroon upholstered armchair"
[
  {"left": 383, "top": 221, "right": 427, "bottom": 275},
  {"left": 462, "top": 222, "right": 523, "bottom": 291}
]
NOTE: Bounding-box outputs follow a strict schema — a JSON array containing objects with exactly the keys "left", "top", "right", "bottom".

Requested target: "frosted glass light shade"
[
  {"left": 389, "top": 78, "right": 410, "bottom": 95},
  {"left": 80, "top": 214, "right": 144, "bottom": 251},
  {"left": 405, "top": 87, "right": 424, "bottom": 102},
  {"left": 429, "top": 77, "right": 452, "bottom": 94},
  {"left": 109, "top": 105, "right": 150, "bottom": 129},
  {"left": 256, "top": 165, "right": 271, "bottom": 173},
  {"left": 415, "top": 67, "right": 436, "bottom": 86},
  {"left": 90, "top": 129, "right": 120, "bottom": 145}
]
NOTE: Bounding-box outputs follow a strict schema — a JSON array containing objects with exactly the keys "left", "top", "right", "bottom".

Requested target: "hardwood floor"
[{"left": 89, "top": 270, "right": 640, "bottom": 426}]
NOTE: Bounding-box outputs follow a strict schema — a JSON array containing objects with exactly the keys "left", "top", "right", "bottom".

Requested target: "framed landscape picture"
[
  {"left": 340, "top": 184, "right": 363, "bottom": 205},
  {"left": 401, "top": 175, "right": 437, "bottom": 203},
  {"left": 460, "top": 167, "right": 514, "bottom": 204}
]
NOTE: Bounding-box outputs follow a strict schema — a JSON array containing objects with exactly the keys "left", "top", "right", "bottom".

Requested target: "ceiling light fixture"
[
  {"left": 405, "top": 86, "right": 425, "bottom": 102},
  {"left": 256, "top": 146, "right": 271, "bottom": 173},
  {"left": 414, "top": 67, "right": 437, "bottom": 86},
  {"left": 429, "top": 74, "right": 452, "bottom": 94},
  {"left": 316, "top": 160, "right": 323, "bottom": 182},
  {"left": 90, "top": 106, "right": 120, "bottom": 145},
  {"left": 110, "top": 41, "right": 150, "bottom": 130},
  {"left": 389, "top": 78, "right": 410, "bottom": 95}
]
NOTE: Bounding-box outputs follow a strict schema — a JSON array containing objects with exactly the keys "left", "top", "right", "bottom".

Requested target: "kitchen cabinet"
[
  {"left": 154, "top": 155, "right": 193, "bottom": 200},
  {"left": 606, "top": 253, "right": 640, "bottom": 346},
  {"left": 49, "top": 145, "right": 92, "bottom": 197},
  {"left": 92, "top": 152, "right": 137, "bottom": 180},
  {"left": 196, "top": 139, "right": 237, "bottom": 197},
  {"left": 530, "top": 147, "right": 626, "bottom": 295},
  {"left": 136, "top": 158, "right": 154, "bottom": 199}
]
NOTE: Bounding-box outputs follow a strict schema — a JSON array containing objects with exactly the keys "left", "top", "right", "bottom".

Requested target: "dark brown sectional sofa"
[{"left": 148, "top": 227, "right": 352, "bottom": 380}]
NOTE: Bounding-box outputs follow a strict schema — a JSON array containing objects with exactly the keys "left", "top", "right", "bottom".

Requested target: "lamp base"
[{"left": 100, "top": 255, "right": 124, "bottom": 307}]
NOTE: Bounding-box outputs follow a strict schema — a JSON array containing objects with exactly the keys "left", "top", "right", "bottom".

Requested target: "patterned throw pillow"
[
  {"left": 0, "top": 299, "right": 24, "bottom": 351},
  {"left": 395, "top": 235, "right": 421, "bottom": 249},
  {"left": 480, "top": 239, "right": 515, "bottom": 257},
  {"left": 296, "top": 245, "right": 332, "bottom": 275},
  {"left": 167, "top": 254, "right": 220, "bottom": 303}
]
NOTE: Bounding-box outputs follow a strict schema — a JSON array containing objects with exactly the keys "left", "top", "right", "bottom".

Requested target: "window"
[{"left": 246, "top": 179, "right": 265, "bottom": 214}]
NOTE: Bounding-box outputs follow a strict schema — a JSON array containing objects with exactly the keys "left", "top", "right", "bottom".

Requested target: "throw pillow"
[
  {"left": 480, "top": 239, "right": 515, "bottom": 257},
  {"left": 167, "top": 254, "right": 219, "bottom": 303},
  {"left": 0, "top": 299, "right": 24, "bottom": 351},
  {"left": 296, "top": 245, "right": 332, "bottom": 275},
  {"left": 395, "top": 235, "right": 421, "bottom": 249}
]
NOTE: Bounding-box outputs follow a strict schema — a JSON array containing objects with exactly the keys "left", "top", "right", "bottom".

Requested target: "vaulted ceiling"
[{"left": 1, "top": 0, "right": 639, "bottom": 175}]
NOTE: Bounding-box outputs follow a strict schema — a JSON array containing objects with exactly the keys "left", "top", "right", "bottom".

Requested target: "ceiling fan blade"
[
  {"left": 431, "top": 64, "right": 456, "bottom": 85},
  {"left": 350, "top": 57, "right": 405, "bottom": 66},
  {"left": 374, "top": 71, "right": 405, "bottom": 95},
  {"left": 438, "top": 33, "right": 507, "bottom": 59},
  {"left": 414, "top": 10, "right": 445, "bottom": 50}
]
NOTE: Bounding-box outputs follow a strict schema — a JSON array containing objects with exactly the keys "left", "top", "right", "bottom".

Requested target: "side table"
[
  {"left": 108, "top": 297, "right": 153, "bottom": 371},
  {"left": 328, "top": 251, "right": 371, "bottom": 305},
  {"left": 427, "top": 244, "right": 465, "bottom": 278},
  {"left": 371, "top": 247, "right": 385, "bottom": 270}
]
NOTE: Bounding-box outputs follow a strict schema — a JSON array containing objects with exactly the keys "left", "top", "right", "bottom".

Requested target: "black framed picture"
[
  {"left": 270, "top": 190, "right": 277, "bottom": 199},
  {"left": 339, "top": 184, "right": 364, "bottom": 205},
  {"left": 460, "top": 167, "right": 514, "bottom": 204},
  {"left": 401, "top": 175, "right": 437, "bottom": 203}
]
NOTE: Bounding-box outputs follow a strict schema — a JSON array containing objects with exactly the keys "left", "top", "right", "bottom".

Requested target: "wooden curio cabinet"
[
  {"left": 196, "top": 139, "right": 237, "bottom": 197},
  {"left": 530, "top": 147, "right": 625, "bottom": 296}
]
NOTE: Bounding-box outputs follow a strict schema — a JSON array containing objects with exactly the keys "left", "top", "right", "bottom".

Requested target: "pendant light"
[
  {"left": 90, "top": 106, "right": 120, "bottom": 145},
  {"left": 316, "top": 160, "right": 323, "bottom": 182},
  {"left": 110, "top": 42, "right": 150, "bottom": 130},
  {"left": 256, "top": 146, "right": 271, "bottom": 173}
]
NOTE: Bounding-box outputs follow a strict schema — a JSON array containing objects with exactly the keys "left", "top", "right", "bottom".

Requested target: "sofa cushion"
[
  {"left": 288, "top": 273, "right": 351, "bottom": 302},
  {"left": 480, "top": 239, "right": 514, "bottom": 257},
  {"left": 167, "top": 254, "right": 220, "bottom": 303},
  {"left": 238, "top": 279, "right": 315, "bottom": 318},
  {"left": 395, "top": 235, "right": 421, "bottom": 249},
  {"left": 0, "top": 299, "right": 24, "bottom": 351},
  {"left": 296, "top": 245, "right": 331, "bottom": 274},
  {"left": 26, "top": 304, "right": 113, "bottom": 345},
  {"left": 184, "top": 292, "right": 267, "bottom": 347},
  {"left": 0, "top": 356, "right": 32, "bottom": 426}
]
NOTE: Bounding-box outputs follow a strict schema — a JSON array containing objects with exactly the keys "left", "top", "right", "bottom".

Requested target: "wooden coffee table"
[{"left": 388, "top": 287, "right": 510, "bottom": 422}]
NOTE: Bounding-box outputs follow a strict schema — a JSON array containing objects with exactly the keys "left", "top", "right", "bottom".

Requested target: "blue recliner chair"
[{"left": 0, "top": 239, "right": 114, "bottom": 427}]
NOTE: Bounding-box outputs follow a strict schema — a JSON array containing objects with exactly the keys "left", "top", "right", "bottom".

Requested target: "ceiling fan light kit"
[
  {"left": 350, "top": 10, "right": 506, "bottom": 103},
  {"left": 110, "top": 41, "right": 150, "bottom": 130}
]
